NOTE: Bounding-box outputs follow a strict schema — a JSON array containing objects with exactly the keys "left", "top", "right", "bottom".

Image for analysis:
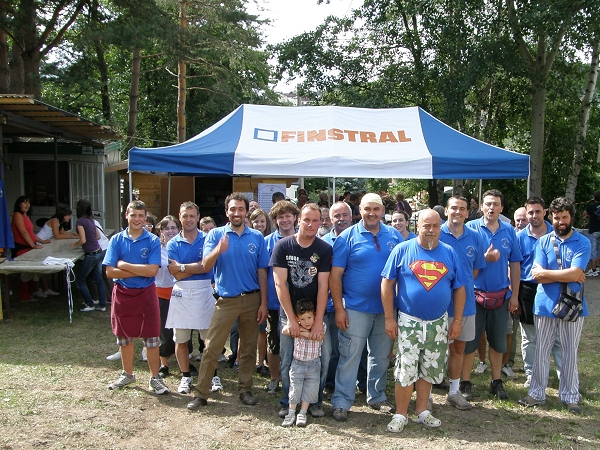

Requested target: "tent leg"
[
  {"left": 129, "top": 171, "right": 133, "bottom": 203},
  {"left": 167, "top": 174, "right": 171, "bottom": 215}
]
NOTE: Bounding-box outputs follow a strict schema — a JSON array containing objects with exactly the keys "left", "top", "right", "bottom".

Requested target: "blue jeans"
[
  {"left": 75, "top": 252, "right": 106, "bottom": 307},
  {"left": 520, "top": 322, "right": 562, "bottom": 379},
  {"left": 279, "top": 308, "right": 331, "bottom": 408},
  {"left": 331, "top": 309, "right": 392, "bottom": 411},
  {"left": 325, "top": 312, "right": 339, "bottom": 389}
]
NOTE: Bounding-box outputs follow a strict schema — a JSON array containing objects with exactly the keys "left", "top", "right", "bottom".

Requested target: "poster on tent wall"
[{"left": 258, "top": 183, "right": 285, "bottom": 211}]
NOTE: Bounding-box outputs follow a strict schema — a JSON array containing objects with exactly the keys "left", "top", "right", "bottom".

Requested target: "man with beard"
[
  {"left": 462, "top": 189, "right": 522, "bottom": 400},
  {"left": 318, "top": 207, "right": 333, "bottom": 237},
  {"left": 330, "top": 193, "right": 403, "bottom": 421},
  {"left": 265, "top": 200, "right": 300, "bottom": 397},
  {"left": 382, "top": 209, "right": 467, "bottom": 432},
  {"left": 187, "top": 192, "right": 269, "bottom": 410},
  {"left": 271, "top": 203, "right": 333, "bottom": 419},
  {"left": 516, "top": 197, "right": 561, "bottom": 388},
  {"left": 321, "top": 201, "right": 353, "bottom": 398},
  {"left": 519, "top": 197, "right": 589, "bottom": 414}
]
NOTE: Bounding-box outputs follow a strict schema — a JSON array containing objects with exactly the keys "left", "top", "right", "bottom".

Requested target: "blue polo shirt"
[
  {"left": 322, "top": 229, "right": 340, "bottom": 313},
  {"left": 439, "top": 223, "right": 486, "bottom": 317},
  {"left": 534, "top": 230, "right": 590, "bottom": 317},
  {"left": 265, "top": 229, "right": 286, "bottom": 310},
  {"left": 103, "top": 228, "right": 161, "bottom": 288},
  {"left": 467, "top": 217, "right": 522, "bottom": 292},
  {"left": 204, "top": 224, "right": 269, "bottom": 298},
  {"left": 382, "top": 239, "right": 468, "bottom": 320},
  {"left": 167, "top": 230, "right": 212, "bottom": 282},
  {"left": 403, "top": 231, "right": 417, "bottom": 241},
  {"left": 332, "top": 221, "right": 403, "bottom": 314},
  {"left": 517, "top": 221, "right": 553, "bottom": 282}
]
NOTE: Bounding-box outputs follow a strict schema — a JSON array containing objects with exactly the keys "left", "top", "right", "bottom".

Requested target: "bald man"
[{"left": 382, "top": 209, "right": 467, "bottom": 432}]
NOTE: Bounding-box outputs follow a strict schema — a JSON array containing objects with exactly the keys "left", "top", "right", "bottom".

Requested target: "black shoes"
[
  {"left": 490, "top": 379, "right": 508, "bottom": 400},
  {"left": 239, "top": 391, "right": 257, "bottom": 405}
]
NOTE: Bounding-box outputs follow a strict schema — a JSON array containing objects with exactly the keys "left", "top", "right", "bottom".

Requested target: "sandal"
[
  {"left": 411, "top": 410, "right": 441, "bottom": 428},
  {"left": 387, "top": 414, "right": 408, "bottom": 433}
]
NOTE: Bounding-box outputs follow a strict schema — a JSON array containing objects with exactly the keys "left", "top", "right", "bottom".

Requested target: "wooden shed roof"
[{"left": 0, "top": 94, "right": 122, "bottom": 144}]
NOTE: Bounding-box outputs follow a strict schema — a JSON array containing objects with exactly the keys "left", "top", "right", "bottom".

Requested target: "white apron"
[{"left": 165, "top": 279, "right": 215, "bottom": 330}]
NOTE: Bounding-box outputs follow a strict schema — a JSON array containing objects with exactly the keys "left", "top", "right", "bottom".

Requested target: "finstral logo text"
[{"left": 253, "top": 128, "right": 412, "bottom": 143}]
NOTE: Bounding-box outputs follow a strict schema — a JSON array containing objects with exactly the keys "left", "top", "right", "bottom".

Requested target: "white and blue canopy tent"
[{"left": 128, "top": 104, "right": 529, "bottom": 203}]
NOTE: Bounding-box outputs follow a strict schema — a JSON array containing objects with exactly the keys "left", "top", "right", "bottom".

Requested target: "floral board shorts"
[{"left": 394, "top": 311, "right": 448, "bottom": 387}]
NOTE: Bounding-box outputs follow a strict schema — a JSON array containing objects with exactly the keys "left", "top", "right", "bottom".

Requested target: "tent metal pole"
[
  {"left": 129, "top": 170, "right": 133, "bottom": 203},
  {"left": 478, "top": 179, "right": 482, "bottom": 204},
  {"left": 333, "top": 177, "right": 336, "bottom": 204},
  {"left": 167, "top": 174, "right": 171, "bottom": 214}
]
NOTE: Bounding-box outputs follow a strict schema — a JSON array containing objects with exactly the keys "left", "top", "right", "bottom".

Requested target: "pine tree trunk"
[
  {"left": 528, "top": 81, "right": 546, "bottom": 198},
  {"left": 177, "top": 0, "right": 187, "bottom": 143},
  {"left": 0, "top": 29, "right": 8, "bottom": 92},
  {"left": 126, "top": 47, "right": 141, "bottom": 150}
]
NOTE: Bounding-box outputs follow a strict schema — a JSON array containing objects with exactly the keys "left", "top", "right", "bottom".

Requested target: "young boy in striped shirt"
[{"left": 281, "top": 299, "right": 326, "bottom": 427}]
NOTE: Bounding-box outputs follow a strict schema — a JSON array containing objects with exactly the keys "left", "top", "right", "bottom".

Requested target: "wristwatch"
[{"left": 180, "top": 264, "right": 186, "bottom": 273}]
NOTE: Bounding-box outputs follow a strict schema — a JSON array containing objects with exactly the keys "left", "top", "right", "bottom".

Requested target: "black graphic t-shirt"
[{"left": 270, "top": 235, "right": 332, "bottom": 310}]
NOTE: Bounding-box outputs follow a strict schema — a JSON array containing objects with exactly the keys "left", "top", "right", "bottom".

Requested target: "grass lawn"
[{"left": 1, "top": 293, "right": 599, "bottom": 449}]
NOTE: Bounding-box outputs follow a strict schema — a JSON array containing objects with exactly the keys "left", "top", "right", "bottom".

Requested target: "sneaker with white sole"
[
  {"left": 195, "top": 352, "right": 203, "bottom": 361},
  {"left": 218, "top": 353, "right": 227, "bottom": 363},
  {"left": 585, "top": 269, "right": 598, "bottom": 276},
  {"left": 501, "top": 364, "right": 518, "bottom": 380},
  {"left": 33, "top": 289, "right": 47, "bottom": 298},
  {"left": 387, "top": 414, "right": 409, "bottom": 433},
  {"left": 447, "top": 393, "right": 473, "bottom": 410},
  {"left": 211, "top": 376, "right": 223, "bottom": 392},
  {"left": 43, "top": 289, "right": 60, "bottom": 296},
  {"left": 106, "top": 350, "right": 121, "bottom": 361},
  {"left": 108, "top": 370, "right": 136, "bottom": 390},
  {"left": 265, "top": 379, "right": 279, "bottom": 395},
  {"left": 411, "top": 410, "right": 441, "bottom": 428},
  {"left": 178, "top": 376, "right": 193, "bottom": 394},
  {"left": 149, "top": 374, "right": 169, "bottom": 394},
  {"left": 282, "top": 411, "right": 295, "bottom": 427},
  {"left": 296, "top": 412, "right": 307, "bottom": 427},
  {"left": 474, "top": 361, "right": 488, "bottom": 375},
  {"left": 141, "top": 347, "right": 147, "bottom": 361},
  {"left": 524, "top": 376, "right": 532, "bottom": 389},
  {"left": 80, "top": 305, "right": 95, "bottom": 312}
]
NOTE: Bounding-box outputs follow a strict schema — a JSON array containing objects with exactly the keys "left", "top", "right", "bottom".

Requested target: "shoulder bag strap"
[{"left": 550, "top": 233, "right": 563, "bottom": 270}]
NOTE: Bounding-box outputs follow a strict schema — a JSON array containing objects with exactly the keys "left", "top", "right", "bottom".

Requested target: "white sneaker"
[
  {"left": 106, "top": 350, "right": 121, "bottom": 361},
  {"left": 149, "top": 374, "right": 169, "bottom": 394},
  {"left": 33, "top": 289, "right": 47, "bottom": 298},
  {"left": 524, "top": 376, "right": 532, "bottom": 389},
  {"left": 447, "top": 393, "right": 473, "bottom": 410},
  {"left": 141, "top": 347, "right": 147, "bottom": 361},
  {"left": 43, "top": 289, "right": 59, "bottom": 296},
  {"left": 178, "top": 376, "right": 193, "bottom": 394},
  {"left": 585, "top": 269, "right": 598, "bottom": 276},
  {"left": 501, "top": 364, "right": 518, "bottom": 380},
  {"left": 189, "top": 352, "right": 194, "bottom": 360},
  {"left": 211, "top": 376, "right": 223, "bottom": 392},
  {"left": 218, "top": 353, "right": 227, "bottom": 363},
  {"left": 474, "top": 362, "right": 488, "bottom": 375}
]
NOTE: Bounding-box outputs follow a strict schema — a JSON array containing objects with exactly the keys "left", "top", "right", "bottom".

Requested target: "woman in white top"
[
  {"left": 155, "top": 215, "right": 181, "bottom": 376},
  {"left": 36, "top": 207, "right": 79, "bottom": 241}
]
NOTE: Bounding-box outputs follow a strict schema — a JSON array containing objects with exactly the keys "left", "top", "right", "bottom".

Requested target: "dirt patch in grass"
[{"left": 1, "top": 285, "right": 600, "bottom": 449}]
